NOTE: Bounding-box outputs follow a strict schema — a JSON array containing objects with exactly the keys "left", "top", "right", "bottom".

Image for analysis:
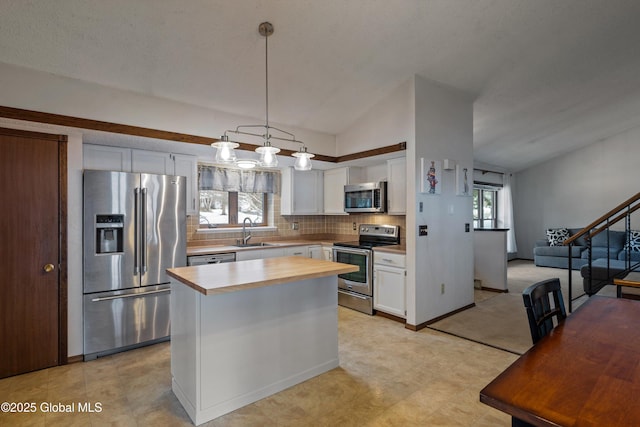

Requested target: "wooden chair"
[{"left": 522, "top": 278, "right": 567, "bottom": 345}]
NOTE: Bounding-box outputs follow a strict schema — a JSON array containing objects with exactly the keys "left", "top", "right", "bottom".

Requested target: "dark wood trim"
[
  {"left": 375, "top": 310, "right": 406, "bottom": 324},
  {"left": 67, "top": 355, "right": 84, "bottom": 364},
  {"left": 335, "top": 141, "right": 406, "bottom": 163},
  {"left": 480, "top": 286, "right": 509, "bottom": 293},
  {"left": 0, "top": 106, "right": 221, "bottom": 145},
  {"left": 405, "top": 302, "right": 476, "bottom": 332},
  {"left": 0, "top": 106, "right": 405, "bottom": 163},
  {"left": 0, "top": 126, "right": 66, "bottom": 141},
  {"left": 58, "top": 136, "right": 68, "bottom": 365}
]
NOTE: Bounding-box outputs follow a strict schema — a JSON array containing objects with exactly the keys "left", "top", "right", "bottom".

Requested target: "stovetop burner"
[
  {"left": 334, "top": 224, "right": 400, "bottom": 249},
  {"left": 333, "top": 241, "right": 396, "bottom": 249}
]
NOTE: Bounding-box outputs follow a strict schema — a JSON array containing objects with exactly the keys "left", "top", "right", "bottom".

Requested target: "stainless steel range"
[{"left": 333, "top": 224, "right": 400, "bottom": 315}]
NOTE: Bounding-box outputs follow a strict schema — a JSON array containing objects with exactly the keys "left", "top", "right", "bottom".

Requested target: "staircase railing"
[{"left": 564, "top": 192, "right": 640, "bottom": 312}]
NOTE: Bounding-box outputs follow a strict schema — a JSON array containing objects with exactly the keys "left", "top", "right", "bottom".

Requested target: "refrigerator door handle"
[
  {"left": 90, "top": 288, "right": 170, "bottom": 302},
  {"left": 141, "top": 187, "right": 148, "bottom": 274},
  {"left": 134, "top": 187, "right": 140, "bottom": 274}
]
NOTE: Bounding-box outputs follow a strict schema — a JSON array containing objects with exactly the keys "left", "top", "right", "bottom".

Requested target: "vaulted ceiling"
[{"left": 1, "top": 0, "right": 639, "bottom": 171}]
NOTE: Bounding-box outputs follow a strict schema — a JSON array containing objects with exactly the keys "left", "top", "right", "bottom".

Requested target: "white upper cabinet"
[
  {"left": 386, "top": 157, "right": 406, "bottom": 215},
  {"left": 172, "top": 154, "right": 199, "bottom": 215},
  {"left": 323, "top": 167, "right": 362, "bottom": 214},
  {"left": 83, "top": 145, "right": 132, "bottom": 171},
  {"left": 280, "top": 168, "right": 323, "bottom": 215},
  {"left": 131, "top": 149, "right": 173, "bottom": 174},
  {"left": 84, "top": 144, "right": 198, "bottom": 215}
]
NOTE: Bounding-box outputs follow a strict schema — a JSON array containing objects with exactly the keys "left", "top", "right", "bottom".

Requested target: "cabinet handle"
[{"left": 382, "top": 258, "right": 393, "bottom": 263}]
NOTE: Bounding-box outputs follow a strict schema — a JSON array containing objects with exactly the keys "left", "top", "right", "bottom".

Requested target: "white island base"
[{"left": 170, "top": 274, "right": 339, "bottom": 425}]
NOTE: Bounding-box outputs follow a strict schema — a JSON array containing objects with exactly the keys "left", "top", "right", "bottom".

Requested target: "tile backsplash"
[{"left": 187, "top": 193, "right": 406, "bottom": 245}]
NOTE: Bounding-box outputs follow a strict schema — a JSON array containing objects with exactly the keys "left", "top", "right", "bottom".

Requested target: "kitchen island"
[{"left": 166, "top": 256, "right": 358, "bottom": 425}]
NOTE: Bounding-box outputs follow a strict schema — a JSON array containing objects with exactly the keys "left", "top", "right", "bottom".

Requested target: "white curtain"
[
  {"left": 198, "top": 165, "right": 279, "bottom": 194},
  {"left": 498, "top": 173, "right": 518, "bottom": 253}
]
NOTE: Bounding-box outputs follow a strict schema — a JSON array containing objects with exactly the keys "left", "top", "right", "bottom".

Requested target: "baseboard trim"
[
  {"left": 405, "top": 302, "right": 476, "bottom": 331},
  {"left": 67, "top": 355, "right": 84, "bottom": 364},
  {"left": 480, "top": 286, "right": 509, "bottom": 293},
  {"left": 375, "top": 311, "right": 406, "bottom": 324}
]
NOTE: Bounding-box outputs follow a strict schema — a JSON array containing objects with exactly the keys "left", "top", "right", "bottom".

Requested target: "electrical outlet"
[
  {"left": 441, "top": 283, "right": 445, "bottom": 294},
  {"left": 352, "top": 222, "right": 357, "bottom": 231},
  {"left": 419, "top": 225, "right": 428, "bottom": 236},
  {"left": 292, "top": 222, "right": 299, "bottom": 230}
]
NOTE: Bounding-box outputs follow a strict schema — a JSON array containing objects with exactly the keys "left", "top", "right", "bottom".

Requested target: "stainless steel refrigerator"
[{"left": 83, "top": 170, "right": 186, "bottom": 360}]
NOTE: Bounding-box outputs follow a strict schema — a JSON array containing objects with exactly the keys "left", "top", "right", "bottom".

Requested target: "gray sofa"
[{"left": 533, "top": 228, "right": 635, "bottom": 270}]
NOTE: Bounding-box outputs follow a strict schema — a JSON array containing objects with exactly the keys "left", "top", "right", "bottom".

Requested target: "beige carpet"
[{"left": 428, "top": 259, "right": 617, "bottom": 355}]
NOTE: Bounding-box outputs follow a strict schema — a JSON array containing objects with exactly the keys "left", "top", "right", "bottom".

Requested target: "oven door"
[{"left": 332, "top": 246, "right": 372, "bottom": 296}]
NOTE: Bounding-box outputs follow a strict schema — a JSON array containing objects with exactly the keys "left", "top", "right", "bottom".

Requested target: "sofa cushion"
[
  {"left": 623, "top": 230, "right": 640, "bottom": 252},
  {"left": 546, "top": 228, "right": 570, "bottom": 246},
  {"left": 617, "top": 250, "right": 640, "bottom": 262},
  {"left": 582, "top": 247, "right": 620, "bottom": 259},
  {"left": 568, "top": 228, "right": 588, "bottom": 246},
  {"left": 590, "top": 230, "right": 626, "bottom": 250},
  {"left": 535, "top": 245, "right": 584, "bottom": 257}
]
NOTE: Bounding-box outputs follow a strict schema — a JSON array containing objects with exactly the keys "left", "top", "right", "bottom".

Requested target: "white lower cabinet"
[
  {"left": 321, "top": 246, "right": 333, "bottom": 261},
  {"left": 284, "top": 246, "right": 309, "bottom": 257},
  {"left": 373, "top": 252, "right": 406, "bottom": 318},
  {"left": 235, "top": 248, "right": 285, "bottom": 261},
  {"left": 308, "top": 245, "right": 322, "bottom": 259}
]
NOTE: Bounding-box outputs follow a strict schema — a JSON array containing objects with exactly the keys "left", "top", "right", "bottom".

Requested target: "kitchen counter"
[
  {"left": 186, "top": 238, "right": 341, "bottom": 256},
  {"left": 373, "top": 245, "right": 406, "bottom": 254},
  {"left": 169, "top": 257, "right": 357, "bottom": 425},
  {"left": 167, "top": 256, "right": 358, "bottom": 295},
  {"left": 473, "top": 229, "right": 508, "bottom": 291}
]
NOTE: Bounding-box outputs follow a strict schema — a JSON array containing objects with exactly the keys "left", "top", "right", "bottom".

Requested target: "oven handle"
[
  {"left": 338, "top": 289, "right": 369, "bottom": 300},
  {"left": 332, "top": 246, "right": 371, "bottom": 256}
]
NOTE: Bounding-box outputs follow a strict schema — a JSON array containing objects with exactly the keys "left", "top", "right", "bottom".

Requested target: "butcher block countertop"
[
  {"left": 373, "top": 245, "right": 406, "bottom": 254},
  {"left": 167, "top": 256, "right": 358, "bottom": 296}
]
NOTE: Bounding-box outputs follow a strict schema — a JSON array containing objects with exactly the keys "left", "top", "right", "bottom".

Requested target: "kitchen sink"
[{"left": 232, "top": 242, "right": 276, "bottom": 248}]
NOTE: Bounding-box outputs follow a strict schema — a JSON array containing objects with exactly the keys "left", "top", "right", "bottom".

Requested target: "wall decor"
[
  {"left": 421, "top": 158, "right": 441, "bottom": 194},
  {"left": 456, "top": 164, "right": 471, "bottom": 196}
]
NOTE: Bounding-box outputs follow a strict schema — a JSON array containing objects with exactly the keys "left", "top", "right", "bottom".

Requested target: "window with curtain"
[
  {"left": 473, "top": 186, "right": 499, "bottom": 229},
  {"left": 198, "top": 165, "right": 279, "bottom": 228}
]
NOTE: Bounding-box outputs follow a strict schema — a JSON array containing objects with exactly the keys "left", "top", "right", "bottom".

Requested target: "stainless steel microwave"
[{"left": 344, "top": 182, "right": 387, "bottom": 213}]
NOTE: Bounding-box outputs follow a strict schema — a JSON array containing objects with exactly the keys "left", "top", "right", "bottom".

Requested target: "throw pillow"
[
  {"left": 624, "top": 230, "right": 640, "bottom": 252},
  {"left": 546, "top": 228, "right": 570, "bottom": 246}
]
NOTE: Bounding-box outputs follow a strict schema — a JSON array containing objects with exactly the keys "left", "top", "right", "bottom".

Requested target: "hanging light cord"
[{"left": 219, "top": 21, "right": 310, "bottom": 156}]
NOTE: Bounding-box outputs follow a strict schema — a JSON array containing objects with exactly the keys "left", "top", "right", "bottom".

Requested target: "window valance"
[{"left": 198, "top": 165, "right": 279, "bottom": 194}]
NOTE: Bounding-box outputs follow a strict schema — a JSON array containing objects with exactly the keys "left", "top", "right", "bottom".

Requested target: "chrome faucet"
[{"left": 242, "top": 218, "right": 254, "bottom": 244}]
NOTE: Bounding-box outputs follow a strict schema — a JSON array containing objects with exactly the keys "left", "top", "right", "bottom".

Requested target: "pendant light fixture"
[
  {"left": 212, "top": 22, "right": 314, "bottom": 171},
  {"left": 211, "top": 134, "right": 239, "bottom": 164}
]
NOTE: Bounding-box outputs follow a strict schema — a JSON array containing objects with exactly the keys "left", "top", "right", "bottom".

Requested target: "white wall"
[
  {"left": 515, "top": 125, "right": 640, "bottom": 259},
  {"left": 0, "top": 62, "right": 336, "bottom": 156},
  {"left": 409, "top": 76, "right": 475, "bottom": 326},
  {"left": 336, "top": 75, "right": 474, "bottom": 327},
  {"left": 335, "top": 79, "right": 414, "bottom": 155}
]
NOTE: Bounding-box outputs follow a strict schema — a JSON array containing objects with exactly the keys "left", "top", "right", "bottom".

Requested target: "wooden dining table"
[{"left": 480, "top": 296, "right": 640, "bottom": 427}]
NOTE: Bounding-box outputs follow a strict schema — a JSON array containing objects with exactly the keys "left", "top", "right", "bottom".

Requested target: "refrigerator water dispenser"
[{"left": 95, "top": 214, "right": 124, "bottom": 254}]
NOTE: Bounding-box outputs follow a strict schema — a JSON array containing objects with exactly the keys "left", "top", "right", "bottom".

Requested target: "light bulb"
[
  {"left": 292, "top": 147, "right": 314, "bottom": 171},
  {"left": 212, "top": 137, "right": 238, "bottom": 164},
  {"left": 220, "top": 145, "right": 232, "bottom": 161},
  {"left": 255, "top": 144, "right": 280, "bottom": 168}
]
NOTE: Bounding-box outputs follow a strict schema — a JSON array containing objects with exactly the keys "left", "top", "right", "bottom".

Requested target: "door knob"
[{"left": 43, "top": 264, "right": 55, "bottom": 273}]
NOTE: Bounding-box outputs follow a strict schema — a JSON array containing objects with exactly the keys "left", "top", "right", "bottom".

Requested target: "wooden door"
[{"left": 0, "top": 127, "right": 67, "bottom": 378}]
